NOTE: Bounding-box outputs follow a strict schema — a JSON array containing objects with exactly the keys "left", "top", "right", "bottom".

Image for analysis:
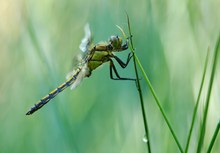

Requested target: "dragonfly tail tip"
[{"left": 26, "top": 111, "right": 31, "bottom": 115}]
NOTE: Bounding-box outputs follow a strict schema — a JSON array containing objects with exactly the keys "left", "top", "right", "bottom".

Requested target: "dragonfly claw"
[{"left": 126, "top": 35, "right": 133, "bottom": 40}]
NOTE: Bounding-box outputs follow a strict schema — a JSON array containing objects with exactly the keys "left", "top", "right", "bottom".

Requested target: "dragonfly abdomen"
[{"left": 26, "top": 68, "right": 81, "bottom": 115}]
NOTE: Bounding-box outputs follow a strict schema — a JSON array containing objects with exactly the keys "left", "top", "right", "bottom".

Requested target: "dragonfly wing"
[
  {"left": 79, "top": 24, "right": 92, "bottom": 52},
  {"left": 68, "top": 64, "right": 90, "bottom": 90}
]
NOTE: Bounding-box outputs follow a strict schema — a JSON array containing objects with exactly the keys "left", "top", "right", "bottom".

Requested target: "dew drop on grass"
[{"left": 142, "top": 135, "right": 148, "bottom": 143}]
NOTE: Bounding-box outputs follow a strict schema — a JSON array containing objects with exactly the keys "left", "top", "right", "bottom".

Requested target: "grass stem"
[
  {"left": 116, "top": 15, "right": 152, "bottom": 153},
  {"left": 133, "top": 52, "right": 184, "bottom": 153},
  {"left": 125, "top": 16, "right": 184, "bottom": 153},
  {"left": 126, "top": 15, "right": 152, "bottom": 153},
  {"left": 118, "top": 14, "right": 186, "bottom": 153},
  {"left": 185, "top": 48, "right": 210, "bottom": 153},
  {"left": 196, "top": 33, "right": 220, "bottom": 153},
  {"left": 207, "top": 120, "right": 220, "bottom": 153}
]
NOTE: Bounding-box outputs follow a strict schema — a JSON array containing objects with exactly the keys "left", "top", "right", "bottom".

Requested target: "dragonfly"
[{"left": 26, "top": 24, "right": 134, "bottom": 115}]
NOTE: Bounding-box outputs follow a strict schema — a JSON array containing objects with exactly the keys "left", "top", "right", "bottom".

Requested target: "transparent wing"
[
  {"left": 79, "top": 24, "right": 92, "bottom": 52},
  {"left": 65, "top": 24, "right": 92, "bottom": 90},
  {"left": 66, "top": 64, "right": 90, "bottom": 90}
]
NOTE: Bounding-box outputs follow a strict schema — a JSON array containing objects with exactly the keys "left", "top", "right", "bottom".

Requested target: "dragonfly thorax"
[{"left": 109, "top": 35, "right": 123, "bottom": 50}]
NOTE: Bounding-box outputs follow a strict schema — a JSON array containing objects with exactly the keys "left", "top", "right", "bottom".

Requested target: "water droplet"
[{"left": 142, "top": 135, "right": 148, "bottom": 143}]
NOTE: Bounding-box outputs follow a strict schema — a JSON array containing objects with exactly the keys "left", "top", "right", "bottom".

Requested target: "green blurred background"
[{"left": 0, "top": 0, "right": 220, "bottom": 152}]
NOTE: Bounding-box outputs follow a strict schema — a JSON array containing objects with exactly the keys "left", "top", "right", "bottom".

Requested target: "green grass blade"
[
  {"left": 117, "top": 15, "right": 152, "bottom": 153},
  {"left": 124, "top": 14, "right": 183, "bottom": 153},
  {"left": 196, "top": 33, "right": 220, "bottom": 153},
  {"left": 207, "top": 120, "right": 220, "bottom": 153},
  {"left": 185, "top": 48, "right": 210, "bottom": 153},
  {"left": 133, "top": 53, "right": 184, "bottom": 153},
  {"left": 126, "top": 14, "right": 152, "bottom": 153}
]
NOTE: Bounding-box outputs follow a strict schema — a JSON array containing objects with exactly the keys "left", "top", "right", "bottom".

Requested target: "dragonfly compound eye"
[{"left": 109, "top": 36, "right": 122, "bottom": 49}]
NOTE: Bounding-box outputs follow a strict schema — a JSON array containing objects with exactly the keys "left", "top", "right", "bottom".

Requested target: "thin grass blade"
[
  {"left": 125, "top": 14, "right": 184, "bottom": 153},
  {"left": 185, "top": 48, "right": 210, "bottom": 153},
  {"left": 117, "top": 15, "right": 152, "bottom": 153},
  {"left": 196, "top": 33, "right": 220, "bottom": 153},
  {"left": 207, "top": 120, "right": 220, "bottom": 153}
]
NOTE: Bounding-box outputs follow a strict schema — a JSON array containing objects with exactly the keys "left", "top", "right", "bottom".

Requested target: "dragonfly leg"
[
  {"left": 120, "top": 35, "right": 132, "bottom": 50},
  {"left": 109, "top": 59, "right": 135, "bottom": 81},
  {"left": 111, "top": 52, "right": 133, "bottom": 68},
  {"left": 121, "top": 40, "right": 128, "bottom": 50}
]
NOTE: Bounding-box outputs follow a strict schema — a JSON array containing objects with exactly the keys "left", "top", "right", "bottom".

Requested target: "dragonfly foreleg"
[
  {"left": 118, "top": 35, "right": 132, "bottom": 51},
  {"left": 121, "top": 38, "right": 129, "bottom": 50},
  {"left": 111, "top": 52, "right": 133, "bottom": 68},
  {"left": 109, "top": 59, "right": 135, "bottom": 81}
]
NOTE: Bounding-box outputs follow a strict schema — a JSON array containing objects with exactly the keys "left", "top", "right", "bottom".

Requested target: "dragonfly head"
[{"left": 109, "top": 35, "right": 122, "bottom": 50}]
